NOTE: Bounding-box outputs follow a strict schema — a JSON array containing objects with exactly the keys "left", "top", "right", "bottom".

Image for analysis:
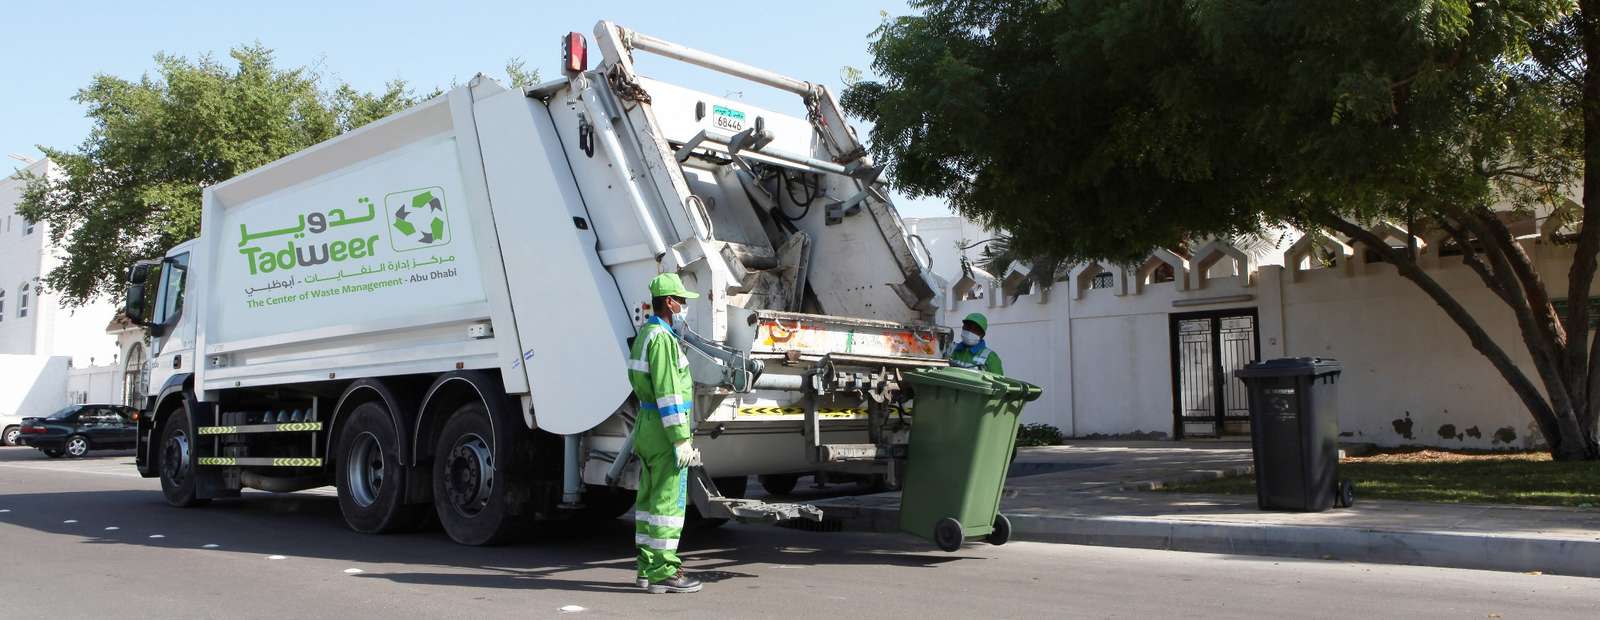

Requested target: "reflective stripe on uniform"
[
  {"left": 660, "top": 412, "right": 688, "bottom": 427},
  {"left": 656, "top": 394, "right": 685, "bottom": 408},
  {"left": 973, "top": 350, "right": 990, "bottom": 366},
  {"left": 628, "top": 359, "right": 650, "bottom": 372},
  {"left": 635, "top": 533, "right": 681, "bottom": 551},
  {"left": 634, "top": 511, "right": 686, "bottom": 528}
]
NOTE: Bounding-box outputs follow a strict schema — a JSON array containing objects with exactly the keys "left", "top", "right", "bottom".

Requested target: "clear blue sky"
[{"left": 0, "top": 0, "right": 952, "bottom": 218}]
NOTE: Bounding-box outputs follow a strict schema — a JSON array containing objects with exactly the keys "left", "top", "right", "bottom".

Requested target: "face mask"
[
  {"left": 960, "top": 329, "right": 981, "bottom": 346},
  {"left": 670, "top": 302, "right": 690, "bottom": 331}
]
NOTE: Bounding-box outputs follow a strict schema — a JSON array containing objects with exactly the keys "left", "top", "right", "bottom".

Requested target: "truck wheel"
[
  {"left": 433, "top": 401, "right": 517, "bottom": 546},
  {"left": 158, "top": 409, "right": 209, "bottom": 507},
  {"left": 337, "top": 402, "right": 427, "bottom": 534},
  {"left": 758, "top": 473, "right": 799, "bottom": 496},
  {"left": 3, "top": 425, "right": 19, "bottom": 446},
  {"left": 64, "top": 435, "right": 90, "bottom": 458}
]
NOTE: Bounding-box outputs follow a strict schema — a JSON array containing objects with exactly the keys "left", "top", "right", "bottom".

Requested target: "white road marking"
[
  {"left": 149, "top": 534, "right": 165, "bottom": 539},
  {"left": 105, "top": 526, "right": 120, "bottom": 531},
  {"left": 559, "top": 605, "right": 586, "bottom": 613},
  {"left": 0, "top": 460, "right": 142, "bottom": 478},
  {"left": 202, "top": 544, "right": 220, "bottom": 549},
  {"left": 267, "top": 555, "right": 286, "bottom": 560},
  {"left": 343, "top": 568, "right": 363, "bottom": 574},
  {"left": 63, "top": 519, "right": 78, "bottom": 524},
  {"left": 0, "top": 509, "right": 11, "bottom": 513}
]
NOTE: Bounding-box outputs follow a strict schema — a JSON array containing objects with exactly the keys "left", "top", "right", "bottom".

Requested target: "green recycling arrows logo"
[{"left": 383, "top": 187, "right": 451, "bottom": 252}]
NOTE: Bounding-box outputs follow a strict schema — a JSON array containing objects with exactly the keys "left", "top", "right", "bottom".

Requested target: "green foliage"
[
  {"left": 1016, "top": 423, "right": 1065, "bottom": 447},
  {"left": 18, "top": 45, "right": 426, "bottom": 306},
  {"left": 504, "top": 57, "right": 540, "bottom": 89},
  {"left": 843, "top": 0, "right": 1579, "bottom": 263}
]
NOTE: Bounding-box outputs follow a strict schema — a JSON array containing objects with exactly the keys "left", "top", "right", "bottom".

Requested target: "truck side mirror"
[{"left": 125, "top": 261, "right": 156, "bottom": 326}]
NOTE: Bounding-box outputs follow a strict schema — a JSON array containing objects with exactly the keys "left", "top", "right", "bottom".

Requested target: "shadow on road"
[{"left": 0, "top": 485, "right": 975, "bottom": 593}]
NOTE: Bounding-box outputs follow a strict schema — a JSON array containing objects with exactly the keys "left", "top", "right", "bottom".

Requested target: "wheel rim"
[
  {"left": 67, "top": 437, "right": 88, "bottom": 457},
  {"left": 161, "top": 430, "right": 190, "bottom": 485},
  {"left": 4, "top": 429, "right": 17, "bottom": 445},
  {"left": 443, "top": 433, "right": 494, "bottom": 517},
  {"left": 346, "top": 431, "right": 385, "bottom": 508}
]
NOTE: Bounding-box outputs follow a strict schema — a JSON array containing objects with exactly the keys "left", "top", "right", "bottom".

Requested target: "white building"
[
  {"left": 906, "top": 214, "right": 1567, "bottom": 451},
  {"left": 0, "top": 157, "right": 133, "bottom": 425}
]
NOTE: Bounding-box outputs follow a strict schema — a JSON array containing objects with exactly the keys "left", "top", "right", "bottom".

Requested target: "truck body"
[{"left": 127, "top": 22, "right": 947, "bottom": 544}]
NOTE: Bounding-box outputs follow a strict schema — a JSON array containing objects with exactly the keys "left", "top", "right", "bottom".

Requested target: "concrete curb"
[
  {"left": 1003, "top": 513, "right": 1600, "bottom": 578},
  {"left": 820, "top": 499, "right": 1600, "bottom": 577}
]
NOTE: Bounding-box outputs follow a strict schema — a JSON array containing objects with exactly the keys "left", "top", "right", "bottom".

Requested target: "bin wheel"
[
  {"left": 1337, "top": 480, "right": 1356, "bottom": 508},
  {"left": 934, "top": 517, "right": 964, "bottom": 552},
  {"left": 987, "top": 513, "right": 1011, "bottom": 546}
]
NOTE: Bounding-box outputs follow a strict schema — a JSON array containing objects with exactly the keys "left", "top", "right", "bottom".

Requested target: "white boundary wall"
[{"left": 909, "top": 216, "right": 1567, "bottom": 450}]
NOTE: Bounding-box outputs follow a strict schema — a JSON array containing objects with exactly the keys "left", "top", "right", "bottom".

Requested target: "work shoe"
[{"left": 643, "top": 570, "right": 702, "bottom": 594}]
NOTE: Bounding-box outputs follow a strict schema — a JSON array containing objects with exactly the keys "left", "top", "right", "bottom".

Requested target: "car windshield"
[{"left": 46, "top": 405, "right": 84, "bottom": 420}]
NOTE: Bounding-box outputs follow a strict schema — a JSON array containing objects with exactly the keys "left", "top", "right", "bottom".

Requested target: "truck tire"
[
  {"left": 158, "top": 409, "right": 209, "bottom": 507},
  {"left": 758, "top": 473, "right": 799, "bottom": 496},
  {"left": 336, "top": 401, "right": 428, "bottom": 534},
  {"left": 433, "top": 401, "right": 517, "bottom": 546}
]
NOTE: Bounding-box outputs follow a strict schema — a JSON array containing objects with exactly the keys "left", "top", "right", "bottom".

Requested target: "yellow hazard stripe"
[
  {"left": 196, "top": 457, "right": 323, "bottom": 467},
  {"left": 197, "top": 422, "right": 323, "bottom": 435},
  {"left": 736, "top": 407, "right": 898, "bottom": 418},
  {"left": 269, "top": 458, "right": 322, "bottom": 467}
]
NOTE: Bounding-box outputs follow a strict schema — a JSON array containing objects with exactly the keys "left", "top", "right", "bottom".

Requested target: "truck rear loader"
[{"left": 124, "top": 21, "right": 949, "bottom": 545}]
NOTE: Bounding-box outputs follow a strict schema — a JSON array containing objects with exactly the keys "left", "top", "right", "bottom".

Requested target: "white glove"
[{"left": 674, "top": 440, "right": 702, "bottom": 468}]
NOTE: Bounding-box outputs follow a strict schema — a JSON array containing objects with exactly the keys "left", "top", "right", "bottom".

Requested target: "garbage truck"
[{"left": 122, "top": 21, "right": 951, "bottom": 545}]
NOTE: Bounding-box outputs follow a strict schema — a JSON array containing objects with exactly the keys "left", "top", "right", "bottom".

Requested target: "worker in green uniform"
[
  {"left": 948, "top": 312, "right": 1004, "bottom": 375},
  {"left": 625, "top": 273, "right": 704, "bottom": 594}
]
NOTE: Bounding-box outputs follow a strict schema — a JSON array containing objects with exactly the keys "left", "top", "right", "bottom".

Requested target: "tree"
[
  {"left": 18, "top": 47, "right": 539, "bottom": 308},
  {"left": 844, "top": 1, "right": 1600, "bottom": 459}
]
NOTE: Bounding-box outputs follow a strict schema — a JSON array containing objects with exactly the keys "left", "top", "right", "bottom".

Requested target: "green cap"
[
  {"left": 648, "top": 273, "right": 700, "bottom": 299},
  {"left": 962, "top": 312, "right": 989, "bottom": 333}
]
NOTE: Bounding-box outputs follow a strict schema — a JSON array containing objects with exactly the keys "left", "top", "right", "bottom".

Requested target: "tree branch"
[
  {"left": 1455, "top": 210, "right": 1579, "bottom": 421},
  {"left": 1438, "top": 219, "right": 1515, "bottom": 306},
  {"left": 1322, "top": 215, "right": 1564, "bottom": 447}
]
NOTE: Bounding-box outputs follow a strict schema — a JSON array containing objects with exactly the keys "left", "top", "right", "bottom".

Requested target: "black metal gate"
[{"left": 1170, "top": 309, "right": 1259, "bottom": 438}]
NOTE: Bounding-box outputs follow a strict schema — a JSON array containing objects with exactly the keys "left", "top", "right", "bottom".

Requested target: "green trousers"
[{"left": 634, "top": 450, "right": 687, "bottom": 582}]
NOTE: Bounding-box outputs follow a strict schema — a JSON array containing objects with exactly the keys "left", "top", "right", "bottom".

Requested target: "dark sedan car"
[{"left": 18, "top": 404, "right": 138, "bottom": 458}]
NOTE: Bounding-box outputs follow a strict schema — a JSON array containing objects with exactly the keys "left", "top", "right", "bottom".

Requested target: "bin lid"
[
  {"left": 905, "top": 368, "right": 1045, "bottom": 401},
  {"left": 1234, "top": 357, "right": 1343, "bottom": 379},
  {"left": 904, "top": 367, "right": 1007, "bottom": 395},
  {"left": 992, "top": 375, "right": 1045, "bottom": 402}
]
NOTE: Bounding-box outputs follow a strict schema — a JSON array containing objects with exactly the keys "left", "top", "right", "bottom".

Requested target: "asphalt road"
[{"left": 1, "top": 447, "right": 1596, "bottom": 619}]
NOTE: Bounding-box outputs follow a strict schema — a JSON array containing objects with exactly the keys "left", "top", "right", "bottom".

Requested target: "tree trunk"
[{"left": 1323, "top": 217, "right": 1594, "bottom": 459}]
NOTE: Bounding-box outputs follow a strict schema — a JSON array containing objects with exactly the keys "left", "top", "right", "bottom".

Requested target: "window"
[
  {"left": 17, "top": 283, "right": 28, "bottom": 318},
  {"left": 0, "top": 289, "right": 5, "bottom": 322},
  {"left": 22, "top": 217, "right": 33, "bottom": 235},
  {"left": 123, "top": 343, "right": 146, "bottom": 408},
  {"left": 153, "top": 253, "right": 190, "bottom": 325}
]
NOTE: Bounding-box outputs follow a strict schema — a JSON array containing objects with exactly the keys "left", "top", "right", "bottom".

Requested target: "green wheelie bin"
[{"left": 900, "top": 368, "right": 1042, "bottom": 552}]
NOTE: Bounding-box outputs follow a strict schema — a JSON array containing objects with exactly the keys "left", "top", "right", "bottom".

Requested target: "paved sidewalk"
[{"left": 812, "top": 441, "right": 1600, "bottom": 577}]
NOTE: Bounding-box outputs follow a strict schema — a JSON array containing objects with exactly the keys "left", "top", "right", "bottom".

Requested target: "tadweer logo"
[{"left": 386, "top": 187, "right": 450, "bottom": 252}]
